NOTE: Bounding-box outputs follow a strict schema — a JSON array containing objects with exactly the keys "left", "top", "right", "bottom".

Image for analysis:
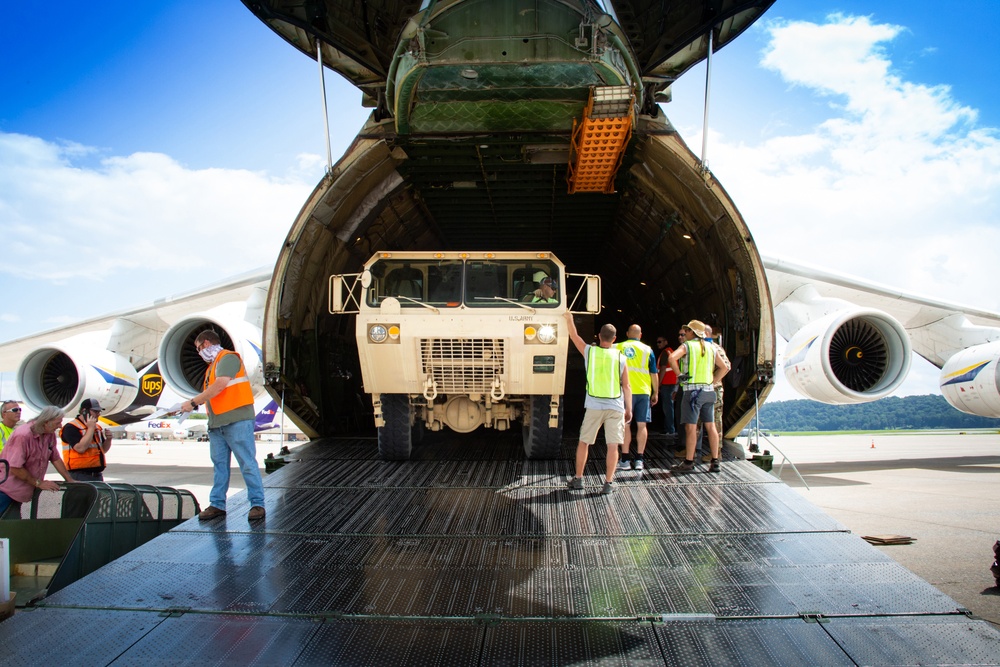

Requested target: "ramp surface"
[{"left": 2, "top": 433, "right": 999, "bottom": 665}]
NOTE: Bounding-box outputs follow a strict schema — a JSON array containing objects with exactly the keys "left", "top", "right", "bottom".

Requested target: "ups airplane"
[{"left": 3, "top": 2, "right": 1000, "bottom": 663}]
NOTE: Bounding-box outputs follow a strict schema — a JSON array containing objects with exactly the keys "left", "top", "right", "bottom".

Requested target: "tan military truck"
[{"left": 330, "top": 251, "right": 601, "bottom": 459}]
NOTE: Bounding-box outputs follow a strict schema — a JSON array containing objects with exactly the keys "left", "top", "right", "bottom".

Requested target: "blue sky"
[{"left": 1, "top": 1, "right": 999, "bottom": 402}]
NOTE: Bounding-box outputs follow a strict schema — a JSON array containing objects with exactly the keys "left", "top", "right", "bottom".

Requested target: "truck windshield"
[{"left": 367, "top": 259, "right": 560, "bottom": 307}]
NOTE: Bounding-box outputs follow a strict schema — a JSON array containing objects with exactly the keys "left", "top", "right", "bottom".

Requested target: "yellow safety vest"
[
  {"left": 586, "top": 346, "right": 622, "bottom": 399},
  {"left": 683, "top": 339, "right": 716, "bottom": 385},
  {"left": 617, "top": 339, "right": 654, "bottom": 396}
]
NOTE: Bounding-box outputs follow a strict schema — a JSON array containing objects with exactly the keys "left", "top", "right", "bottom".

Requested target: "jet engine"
[
  {"left": 16, "top": 331, "right": 140, "bottom": 414},
  {"left": 782, "top": 309, "right": 912, "bottom": 404},
  {"left": 158, "top": 302, "right": 264, "bottom": 399},
  {"left": 939, "top": 341, "right": 1000, "bottom": 417}
]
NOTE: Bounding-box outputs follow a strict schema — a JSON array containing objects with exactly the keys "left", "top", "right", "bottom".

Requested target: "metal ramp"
[{"left": 1, "top": 433, "right": 999, "bottom": 665}]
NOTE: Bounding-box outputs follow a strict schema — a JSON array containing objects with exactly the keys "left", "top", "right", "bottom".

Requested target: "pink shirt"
[{"left": 0, "top": 423, "right": 61, "bottom": 502}]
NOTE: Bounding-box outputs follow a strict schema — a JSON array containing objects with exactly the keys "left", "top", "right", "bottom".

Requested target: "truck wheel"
[
  {"left": 378, "top": 394, "right": 413, "bottom": 460},
  {"left": 522, "top": 395, "right": 564, "bottom": 459}
]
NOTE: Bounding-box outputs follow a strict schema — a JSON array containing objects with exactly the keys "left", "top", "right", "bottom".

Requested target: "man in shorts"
[
  {"left": 668, "top": 320, "right": 729, "bottom": 473},
  {"left": 564, "top": 312, "right": 632, "bottom": 494},
  {"left": 616, "top": 324, "right": 658, "bottom": 470}
]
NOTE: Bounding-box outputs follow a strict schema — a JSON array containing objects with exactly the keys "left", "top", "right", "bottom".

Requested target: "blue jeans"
[
  {"left": 208, "top": 419, "right": 265, "bottom": 511},
  {"left": 660, "top": 383, "right": 676, "bottom": 433},
  {"left": 0, "top": 491, "right": 13, "bottom": 516}
]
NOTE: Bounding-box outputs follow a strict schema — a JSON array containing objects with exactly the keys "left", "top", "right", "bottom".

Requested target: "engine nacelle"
[
  {"left": 16, "top": 332, "right": 140, "bottom": 414},
  {"left": 782, "top": 309, "right": 912, "bottom": 404},
  {"left": 939, "top": 341, "right": 1000, "bottom": 417},
  {"left": 158, "top": 303, "right": 264, "bottom": 399}
]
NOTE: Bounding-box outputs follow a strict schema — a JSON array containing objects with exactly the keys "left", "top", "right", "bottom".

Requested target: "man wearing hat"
[
  {"left": 523, "top": 272, "right": 558, "bottom": 304},
  {"left": 667, "top": 320, "right": 729, "bottom": 473},
  {"left": 61, "top": 398, "right": 112, "bottom": 481}
]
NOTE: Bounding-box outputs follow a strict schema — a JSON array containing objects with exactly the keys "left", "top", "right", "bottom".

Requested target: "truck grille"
[{"left": 420, "top": 338, "right": 505, "bottom": 394}]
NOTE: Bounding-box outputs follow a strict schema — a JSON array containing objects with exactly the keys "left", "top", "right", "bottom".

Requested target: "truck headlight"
[
  {"left": 537, "top": 324, "right": 557, "bottom": 344},
  {"left": 369, "top": 324, "right": 388, "bottom": 343}
]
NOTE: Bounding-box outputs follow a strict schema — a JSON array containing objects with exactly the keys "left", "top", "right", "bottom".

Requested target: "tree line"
[{"left": 755, "top": 394, "right": 1000, "bottom": 432}]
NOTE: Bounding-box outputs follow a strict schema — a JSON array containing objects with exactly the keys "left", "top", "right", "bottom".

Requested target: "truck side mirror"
[
  {"left": 330, "top": 275, "right": 345, "bottom": 313},
  {"left": 585, "top": 276, "right": 601, "bottom": 313}
]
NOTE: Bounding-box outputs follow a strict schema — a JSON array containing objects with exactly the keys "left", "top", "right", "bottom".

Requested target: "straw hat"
[{"left": 685, "top": 320, "right": 708, "bottom": 339}]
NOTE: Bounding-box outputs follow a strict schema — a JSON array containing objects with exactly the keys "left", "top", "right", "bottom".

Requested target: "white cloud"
[
  {"left": 0, "top": 132, "right": 313, "bottom": 285},
  {"left": 702, "top": 14, "right": 1000, "bottom": 319}
]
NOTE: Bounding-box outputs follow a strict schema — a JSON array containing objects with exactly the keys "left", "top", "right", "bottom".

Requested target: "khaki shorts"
[{"left": 579, "top": 408, "right": 626, "bottom": 445}]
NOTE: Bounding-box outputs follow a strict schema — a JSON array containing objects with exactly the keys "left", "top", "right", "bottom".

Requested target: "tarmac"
[{"left": 50, "top": 429, "right": 1000, "bottom": 629}]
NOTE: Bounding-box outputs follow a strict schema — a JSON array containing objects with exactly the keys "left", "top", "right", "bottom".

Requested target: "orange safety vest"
[
  {"left": 204, "top": 350, "right": 254, "bottom": 415},
  {"left": 61, "top": 417, "right": 107, "bottom": 470}
]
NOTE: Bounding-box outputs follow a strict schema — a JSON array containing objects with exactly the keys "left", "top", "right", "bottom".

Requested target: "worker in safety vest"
[
  {"left": 668, "top": 320, "right": 729, "bottom": 473},
  {"left": 61, "top": 398, "right": 112, "bottom": 481},
  {"left": 181, "top": 330, "right": 266, "bottom": 522},
  {"left": 564, "top": 312, "right": 632, "bottom": 495},
  {"left": 615, "top": 324, "right": 658, "bottom": 471},
  {"left": 1, "top": 399, "right": 22, "bottom": 454}
]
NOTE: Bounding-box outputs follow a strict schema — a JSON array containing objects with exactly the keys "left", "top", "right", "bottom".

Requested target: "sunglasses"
[{"left": 4, "top": 407, "right": 21, "bottom": 413}]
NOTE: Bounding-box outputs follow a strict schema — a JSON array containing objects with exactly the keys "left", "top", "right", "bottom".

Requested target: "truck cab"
[{"left": 330, "top": 251, "right": 600, "bottom": 459}]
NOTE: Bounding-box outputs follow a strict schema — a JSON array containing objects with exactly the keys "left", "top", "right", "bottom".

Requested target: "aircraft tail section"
[{"left": 254, "top": 399, "right": 279, "bottom": 432}]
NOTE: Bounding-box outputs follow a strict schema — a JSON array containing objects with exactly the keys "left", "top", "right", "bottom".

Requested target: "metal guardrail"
[{"left": 0, "top": 482, "right": 200, "bottom": 603}]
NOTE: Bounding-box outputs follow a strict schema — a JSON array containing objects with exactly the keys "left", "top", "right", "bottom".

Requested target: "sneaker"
[
  {"left": 634, "top": 458, "right": 645, "bottom": 471},
  {"left": 616, "top": 458, "right": 632, "bottom": 471},
  {"left": 708, "top": 459, "right": 721, "bottom": 473},
  {"left": 601, "top": 481, "right": 615, "bottom": 495},
  {"left": 671, "top": 459, "right": 695, "bottom": 473},
  {"left": 198, "top": 506, "right": 226, "bottom": 521},
  {"left": 248, "top": 506, "right": 266, "bottom": 521},
  {"left": 567, "top": 476, "right": 584, "bottom": 490}
]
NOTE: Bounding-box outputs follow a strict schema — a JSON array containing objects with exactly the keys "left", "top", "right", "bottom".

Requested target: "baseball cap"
[{"left": 80, "top": 398, "right": 103, "bottom": 412}]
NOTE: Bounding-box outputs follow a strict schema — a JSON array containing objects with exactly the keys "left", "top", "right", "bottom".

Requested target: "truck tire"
[
  {"left": 378, "top": 394, "right": 413, "bottom": 460},
  {"left": 522, "top": 395, "right": 564, "bottom": 459}
]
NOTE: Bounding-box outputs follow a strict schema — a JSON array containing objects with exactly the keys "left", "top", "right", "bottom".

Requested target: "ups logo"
[{"left": 142, "top": 374, "right": 164, "bottom": 397}]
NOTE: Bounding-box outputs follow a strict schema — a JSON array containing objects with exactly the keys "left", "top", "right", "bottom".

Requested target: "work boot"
[
  {"left": 567, "top": 476, "right": 584, "bottom": 490},
  {"left": 671, "top": 459, "right": 695, "bottom": 473},
  {"left": 248, "top": 506, "right": 266, "bottom": 521},
  {"left": 198, "top": 506, "right": 226, "bottom": 521},
  {"left": 708, "top": 459, "right": 721, "bottom": 473}
]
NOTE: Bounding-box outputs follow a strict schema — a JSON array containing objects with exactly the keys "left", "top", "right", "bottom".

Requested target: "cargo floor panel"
[{"left": 2, "top": 434, "right": 998, "bottom": 665}]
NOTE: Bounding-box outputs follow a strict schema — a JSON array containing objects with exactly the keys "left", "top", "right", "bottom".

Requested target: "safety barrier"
[{"left": 0, "top": 482, "right": 199, "bottom": 604}]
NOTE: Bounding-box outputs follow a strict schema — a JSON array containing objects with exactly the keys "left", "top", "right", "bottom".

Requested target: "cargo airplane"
[{"left": 1, "top": 0, "right": 999, "bottom": 442}]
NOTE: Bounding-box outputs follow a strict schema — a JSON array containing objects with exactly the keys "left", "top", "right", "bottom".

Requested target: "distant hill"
[{"left": 755, "top": 394, "right": 1000, "bottom": 432}]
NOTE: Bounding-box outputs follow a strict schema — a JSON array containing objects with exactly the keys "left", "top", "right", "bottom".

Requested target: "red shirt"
[{"left": 658, "top": 348, "right": 678, "bottom": 385}]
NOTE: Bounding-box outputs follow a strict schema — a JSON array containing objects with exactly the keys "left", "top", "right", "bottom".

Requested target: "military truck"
[{"left": 330, "top": 251, "right": 601, "bottom": 459}]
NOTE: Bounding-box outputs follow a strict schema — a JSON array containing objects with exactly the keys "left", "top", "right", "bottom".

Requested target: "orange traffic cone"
[{"left": 870, "top": 439, "right": 875, "bottom": 449}]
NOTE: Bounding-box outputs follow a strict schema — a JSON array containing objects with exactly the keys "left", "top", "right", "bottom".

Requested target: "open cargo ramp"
[{"left": 1, "top": 433, "right": 999, "bottom": 665}]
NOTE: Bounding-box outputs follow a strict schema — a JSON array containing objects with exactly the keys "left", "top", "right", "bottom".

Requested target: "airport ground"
[{"left": 45, "top": 430, "right": 1000, "bottom": 628}]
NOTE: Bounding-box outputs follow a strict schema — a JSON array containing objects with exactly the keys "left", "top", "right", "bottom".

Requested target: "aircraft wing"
[
  {"left": 0, "top": 267, "right": 272, "bottom": 371},
  {"left": 763, "top": 255, "right": 1000, "bottom": 417},
  {"left": 0, "top": 267, "right": 272, "bottom": 421}
]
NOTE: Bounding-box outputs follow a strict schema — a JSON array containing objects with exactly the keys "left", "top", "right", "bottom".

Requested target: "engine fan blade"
[
  {"left": 41, "top": 352, "right": 79, "bottom": 407},
  {"left": 829, "top": 318, "right": 888, "bottom": 392}
]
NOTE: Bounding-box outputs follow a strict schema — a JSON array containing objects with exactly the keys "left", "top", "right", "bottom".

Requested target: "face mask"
[{"left": 199, "top": 344, "right": 224, "bottom": 362}]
